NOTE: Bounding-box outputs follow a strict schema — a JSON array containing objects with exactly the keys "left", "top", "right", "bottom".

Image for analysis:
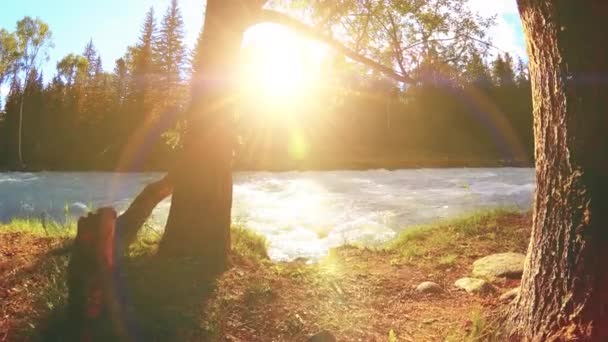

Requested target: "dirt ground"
[{"left": 0, "top": 212, "right": 531, "bottom": 341}]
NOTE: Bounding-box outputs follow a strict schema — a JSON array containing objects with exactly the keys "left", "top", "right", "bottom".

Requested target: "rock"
[
  {"left": 500, "top": 287, "right": 520, "bottom": 302},
  {"left": 454, "top": 277, "right": 495, "bottom": 294},
  {"left": 472, "top": 252, "right": 526, "bottom": 279},
  {"left": 416, "top": 281, "right": 443, "bottom": 294},
  {"left": 307, "top": 330, "right": 336, "bottom": 342}
]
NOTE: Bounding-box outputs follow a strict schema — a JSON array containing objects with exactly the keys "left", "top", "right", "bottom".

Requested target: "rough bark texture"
[
  {"left": 511, "top": 1, "right": 608, "bottom": 340},
  {"left": 67, "top": 208, "right": 119, "bottom": 341},
  {"left": 115, "top": 174, "right": 173, "bottom": 254},
  {"left": 157, "top": 0, "right": 264, "bottom": 271}
]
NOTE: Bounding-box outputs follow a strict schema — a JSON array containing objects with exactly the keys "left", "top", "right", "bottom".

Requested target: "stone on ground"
[
  {"left": 499, "top": 287, "right": 520, "bottom": 302},
  {"left": 454, "top": 277, "right": 495, "bottom": 294},
  {"left": 416, "top": 281, "right": 443, "bottom": 294},
  {"left": 472, "top": 252, "right": 526, "bottom": 279}
]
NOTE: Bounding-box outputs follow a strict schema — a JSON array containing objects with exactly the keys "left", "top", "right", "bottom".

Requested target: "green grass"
[
  {"left": 231, "top": 224, "right": 269, "bottom": 262},
  {"left": 387, "top": 208, "right": 528, "bottom": 265},
  {"left": 1, "top": 218, "right": 269, "bottom": 259},
  {"left": 0, "top": 217, "right": 76, "bottom": 237}
]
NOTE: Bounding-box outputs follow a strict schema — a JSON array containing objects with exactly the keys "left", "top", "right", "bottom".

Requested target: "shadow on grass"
[
  {"left": 37, "top": 253, "right": 220, "bottom": 341},
  {"left": 3, "top": 223, "right": 269, "bottom": 341}
]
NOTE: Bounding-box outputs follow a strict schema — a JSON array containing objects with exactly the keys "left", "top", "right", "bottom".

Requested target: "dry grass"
[{"left": 0, "top": 210, "right": 531, "bottom": 341}]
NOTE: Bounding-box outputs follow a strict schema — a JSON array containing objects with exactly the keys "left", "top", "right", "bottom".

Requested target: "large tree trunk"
[
  {"left": 157, "top": 0, "right": 262, "bottom": 272},
  {"left": 510, "top": 1, "right": 608, "bottom": 340}
]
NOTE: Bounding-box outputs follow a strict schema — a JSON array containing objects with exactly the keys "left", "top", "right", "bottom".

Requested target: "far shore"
[{"left": 0, "top": 157, "right": 533, "bottom": 173}]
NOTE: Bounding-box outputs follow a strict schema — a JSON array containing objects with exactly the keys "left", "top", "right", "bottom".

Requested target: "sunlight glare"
[
  {"left": 241, "top": 24, "right": 328, "bottom": 107},
  {"left": 288, "top": 132, "right": 309, "bottom": 160}
]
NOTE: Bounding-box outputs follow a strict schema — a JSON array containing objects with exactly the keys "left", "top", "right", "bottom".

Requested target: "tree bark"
[
  {"left": 510, "top": 1, "right": 608, "bottom": 340},
  {"left": 157, "top": 0, "right": 262, "bottom": 271},
  {"left": 116, "top": 174, "right": 173, "bottom": 254},
  {"left": 67, "top": 208, "right": 119, "bottom": 340}
]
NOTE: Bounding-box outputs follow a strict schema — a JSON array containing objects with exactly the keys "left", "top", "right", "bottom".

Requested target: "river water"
[{"left": 0, "top": 168, "right": 534, "bottom": 261}]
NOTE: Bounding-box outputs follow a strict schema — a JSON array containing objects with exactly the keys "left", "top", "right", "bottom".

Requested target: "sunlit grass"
[
  {"left": 387, "top": 208, "right": 529, "bottom": 265},
  {"left": 1, "top": 209, "right": 530, "bottom": 340},
  {"left": 0, "top": 218, "right": 76, "bottom": 237},
  {"left": 231, "top": 223, "right": 269, "bottom": 262}
]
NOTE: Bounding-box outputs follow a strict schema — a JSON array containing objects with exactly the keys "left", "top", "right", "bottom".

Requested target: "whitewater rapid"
[{"left": 0, "top": 168, "right": 534, "bottom": 261}]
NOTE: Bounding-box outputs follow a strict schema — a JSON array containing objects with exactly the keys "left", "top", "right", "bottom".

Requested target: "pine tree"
[
  {"left": 130, "top": 7, "right": 159, "bottom": 122},
  {"left": 515, "top": 57, "right": 529, "bottom": 87},
  {"left": 4, "top": 76, "right": 22, "bottom": 165},
  {"left": 112, "top": 57, "right": 130, "bottom": 106},
  {"left": 191, "top": 28, "right": 204, "bottom": 77},
  {"left": 463, "top": 52, "right": 491, "bottom": 85},
  {"left": 82, "top": 39, "right": 99, "bottom": 79},
  {"left": 22, "top": 68, "right": 44, "bottom": 163},
  {"left": 155, "top": 0, "right": 187, "bottom": 104},
  {"left": 492, "top": 53, "right": 515, "bottom": 87}
]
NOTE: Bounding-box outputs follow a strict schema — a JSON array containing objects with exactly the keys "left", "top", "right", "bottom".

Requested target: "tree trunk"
[
  {"left": 67, "top": 208, "right": 119, "bottom": 340},
  {"left": 17, "top": 95, "right": 24, "bottom": 167},
  {"left": 157, "top": 0, "right": 260, "bottom": 272},
  {"left": 510, "top": 1, "right": 608, "bottom": 340}
]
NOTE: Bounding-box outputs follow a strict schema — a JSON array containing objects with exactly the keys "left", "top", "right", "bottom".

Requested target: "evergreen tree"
[
  {"left": 3, "top": 76, "right": 21, "bottom": 165},
  {"left": 155, "top": 0, "right": 187, "bottom": 103},
  {"left": 191, "top": 28, "right": 204, "bottom": 77},
  {"left": 515, "top": 57, "right": 529, "bottom": 87},
  {"left": 82, "top": 39, "right": 99, "bottom": 79},
  {"left": 463, "top": 52, "right": 491, "bottom": 86},
  {"left": 22, "top": 68, "right": 44, "bottom": 163},
  {"left": 112, "top": 57, "right": 130, "bottom": 106},
  {"left": 492, "top": 53, "right": 516, "bottom": 87},
  {"left": 132, "top": 7, "right": 158, "bottom": 120}
]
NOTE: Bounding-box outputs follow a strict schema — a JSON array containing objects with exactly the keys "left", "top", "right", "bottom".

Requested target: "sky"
[{"left": 0, "top": 0, "right": 526, "bottom": 98}]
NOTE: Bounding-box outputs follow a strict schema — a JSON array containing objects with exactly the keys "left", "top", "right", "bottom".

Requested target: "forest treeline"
[{"left": 0, "top": 1, "right": 532, "bottom": 171}]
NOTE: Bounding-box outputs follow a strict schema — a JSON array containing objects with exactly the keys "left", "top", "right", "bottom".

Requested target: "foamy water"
[{"left": 0, "top": 168, "right": 534, "bottom": 260}]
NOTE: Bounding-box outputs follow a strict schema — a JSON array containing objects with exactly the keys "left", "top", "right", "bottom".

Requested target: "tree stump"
[{"left": 67, "top": 208, "right": 118, "bottom": 341}]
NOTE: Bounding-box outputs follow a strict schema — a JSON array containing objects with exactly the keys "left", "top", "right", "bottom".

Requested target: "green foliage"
[
  {"left": 56, "top": 53, "right": 88, "bottom": 86},
  {"left": 0, "top": 28, "right": 19, "bottom": 85},
  {"left": 0, "top": 3, "right": 533, "bottom": 170},
  {"left": 281, "top": 0, "right": 496, "bottom": 79}
]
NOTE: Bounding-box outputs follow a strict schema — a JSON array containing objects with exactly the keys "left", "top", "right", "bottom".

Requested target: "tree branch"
[
  {"left": 116, "top": 174, "right": 173, "bottom": 254},
  {"left": 385, "top": 12, "right": 409, "bottom": 79},
  {"left": 253, "top": 9, "right": 414, "bottom": 84}
]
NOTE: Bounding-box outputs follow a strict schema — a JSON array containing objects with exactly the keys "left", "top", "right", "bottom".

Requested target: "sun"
[
  {"left": 240, "top": 23, "right": 327, "bottom": 106},
  {"left": 242, "top": 49, "right": 306, "bottom": 99}
]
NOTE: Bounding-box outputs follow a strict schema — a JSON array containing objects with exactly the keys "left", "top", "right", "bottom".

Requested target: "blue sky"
[
  {"left": 1, "top": 0, "right": 526, "bottom": 97},
  {"left": 0, "top": 0, "right": 205, "bottom": 82}
]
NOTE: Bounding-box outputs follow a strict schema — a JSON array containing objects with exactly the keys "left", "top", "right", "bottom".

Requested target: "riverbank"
[
  {"left": 0, "top": 153, "right": 533, "bottom": 172},
  {"left": 0, "top": 210, "right": 530, "bottom": 341}
]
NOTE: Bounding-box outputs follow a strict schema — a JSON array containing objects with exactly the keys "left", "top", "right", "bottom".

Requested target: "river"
[{"left": 0, "top": 168, "right": 534, "bottom": 261}]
